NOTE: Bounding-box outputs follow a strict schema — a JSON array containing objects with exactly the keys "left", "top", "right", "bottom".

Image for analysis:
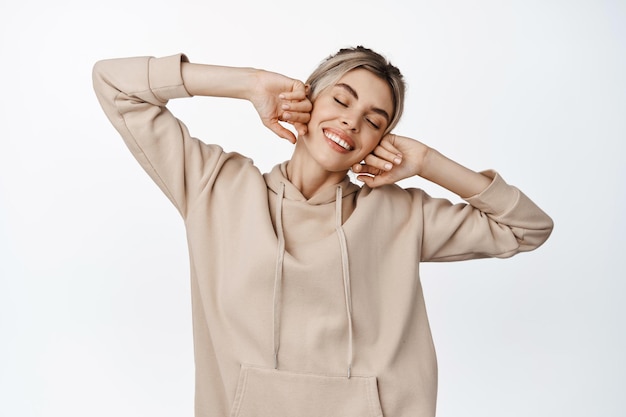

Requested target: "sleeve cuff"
[
  {"left": 464, "top": 169, "right": 521, "bottom": 217},
  {"left": 148, "top": 53, "right": 191, "bottom": 103}
]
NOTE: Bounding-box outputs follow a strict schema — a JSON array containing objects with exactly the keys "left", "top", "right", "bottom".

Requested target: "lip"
[{"left": 322, "top": 127, "right": 355, "bottom": 152}]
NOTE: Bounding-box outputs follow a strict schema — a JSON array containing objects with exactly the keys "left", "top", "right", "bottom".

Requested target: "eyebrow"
[{"left": 335, "top": 83, "right": 391, "bottom": 122}]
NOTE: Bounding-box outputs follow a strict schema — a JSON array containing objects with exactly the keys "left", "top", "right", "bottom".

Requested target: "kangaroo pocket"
[{"left": 229, "top": 364, "right": 384, "bottom": 417}]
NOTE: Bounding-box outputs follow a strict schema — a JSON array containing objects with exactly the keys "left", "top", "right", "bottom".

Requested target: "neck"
[{"left": 287, "top": 144, "right": 348, "bottom": 199}]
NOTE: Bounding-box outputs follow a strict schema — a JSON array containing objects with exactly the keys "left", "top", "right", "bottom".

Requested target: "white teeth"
[{"left": 324, "top": 131, "right": 353, "bottom": 150}]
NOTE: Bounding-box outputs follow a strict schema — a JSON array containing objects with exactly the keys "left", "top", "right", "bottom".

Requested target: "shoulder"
[
  {"left": 357, "top": 182, "right": 426, "bottom": 203},
  {"left": 214, "top": 148, "right": 262, "bottom": 179},
  {"left": 354, "top": 183, "right": 428, "bottom": 220}
]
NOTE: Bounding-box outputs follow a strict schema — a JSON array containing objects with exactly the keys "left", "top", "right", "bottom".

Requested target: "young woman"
[{"left": 93, "top": 47, "right": 553, "bottom": 417}]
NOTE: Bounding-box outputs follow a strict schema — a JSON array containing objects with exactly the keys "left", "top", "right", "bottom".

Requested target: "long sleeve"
[
  {"left": 419, "top": 170, "right": 553, "bottom": 262},
  {"left": 92, "top": 54, "right": 226, "bottom": 217}
]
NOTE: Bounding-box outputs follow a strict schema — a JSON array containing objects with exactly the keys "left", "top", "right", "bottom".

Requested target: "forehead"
[{"left": 334, "top": 68, "right": 394, "bottom": 115}]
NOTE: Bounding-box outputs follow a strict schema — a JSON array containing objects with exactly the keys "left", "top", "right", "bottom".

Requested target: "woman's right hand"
[
  {"left": 248, "top": 70, "right": 312, "bottom": 143},
  {"left": 182, "top": 62, "right": 311, "bottom": 143}
]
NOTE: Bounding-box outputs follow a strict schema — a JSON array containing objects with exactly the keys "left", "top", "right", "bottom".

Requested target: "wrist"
[
  {"left": 413, "top": 141, "right": 432, "bottom": 178},
  {"left": 181, "top": 62, "right": 258, "bottom": 99}
]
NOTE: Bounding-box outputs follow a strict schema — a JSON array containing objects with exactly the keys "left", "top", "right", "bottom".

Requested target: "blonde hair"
[{"left": 306, "top": 46, "right": 405, "bottom": 134}]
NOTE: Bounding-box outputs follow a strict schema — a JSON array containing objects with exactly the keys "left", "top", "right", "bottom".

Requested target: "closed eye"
[
  {"left": 334, "top": 98, "right": 347, "bottom": 107},
  {"left": 366, "top": 118, "right": 380, "bottom": 129}
]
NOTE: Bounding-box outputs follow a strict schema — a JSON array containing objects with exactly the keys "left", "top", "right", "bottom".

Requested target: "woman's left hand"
[{"left": 351, "top": 134, "right": 429, "bottom": 188}]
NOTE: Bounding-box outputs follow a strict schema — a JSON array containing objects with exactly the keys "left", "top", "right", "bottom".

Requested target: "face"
[{"left": 298, "top": 68, "right": 394, "bottom": 173}]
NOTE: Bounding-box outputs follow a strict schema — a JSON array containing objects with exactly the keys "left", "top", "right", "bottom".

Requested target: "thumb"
[
  {"left": 356, "top": 174, "right": 378, "bottom": 188},
  {"left": 357, "top": 173, "right": 395, "bottom": 188},
  {"left": 265, "top": 120, "right": 296, "bottom": 144}
]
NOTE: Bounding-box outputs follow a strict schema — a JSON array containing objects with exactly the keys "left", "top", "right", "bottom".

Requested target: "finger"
[
  {"left": 364, "top": 153, "right": 395, "bottom": 172},
  {"left": 281, "top": 99, "right": 312, "bottom": 113},
  {"left": 356, "top": 174, "right": 376, "bottom": 188},
  {"left": 264, "top": 120, "right": 296, "bottom": 144},
  {"left": 293, "top": 122, "right": 307, "bottom": 136},
  {"left": 282, "top": 111, "right": 310, "bottom": 125},
  {"left": 279, "top": 82, "right": 307, "bottom": 100},
  {"left": 372, "top": 144, "right": 402, "bottom": 166},
  {"left": 279, "top": 91, "right": 305, "bottom": 101},
  {"left": 352, "top": 163, "right": 383, "bottom": 176},
  {"left": 379, "top": 137, "right": 403, "bottom": 160},
  {"left": 356, "top": 173, "right": 390, "bottom": 188}
]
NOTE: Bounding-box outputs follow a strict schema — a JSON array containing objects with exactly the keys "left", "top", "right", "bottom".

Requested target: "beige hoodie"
[{"left": 93, "top": 54, "right": 553, "bottom": 417}]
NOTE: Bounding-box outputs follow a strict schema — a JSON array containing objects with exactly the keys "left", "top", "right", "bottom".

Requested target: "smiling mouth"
[{"left": 324, "top": 130, "right": 353, "bottom": 151}]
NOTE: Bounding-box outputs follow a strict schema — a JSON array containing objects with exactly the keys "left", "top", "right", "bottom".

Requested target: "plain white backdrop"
[{"left": 1, "top": 0, "right": 624, "bottom": 416}]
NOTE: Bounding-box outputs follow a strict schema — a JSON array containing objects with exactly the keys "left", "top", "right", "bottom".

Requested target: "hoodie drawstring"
[
  {"left": 272, "top": 183, "right": 354, "bottom": 378},
  {"left": 273, "top": 182, "right": 286, "bottom": 370},
  {"left": 335, "top": 186, "right": 354, "bottom": 378}
]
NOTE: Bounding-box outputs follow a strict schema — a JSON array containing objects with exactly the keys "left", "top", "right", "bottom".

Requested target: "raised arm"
[
  {"left": 352, "top": 133, "right": 491, "bottom": 197},
  {"left": 181, "top": 62, "right": 312, "bottom": 143},
  {"left": 352, "top": 134, "right": 553, "bottom": 259},
  {"left": 93, "top": 54, "right": 311, "bottom": 215}
]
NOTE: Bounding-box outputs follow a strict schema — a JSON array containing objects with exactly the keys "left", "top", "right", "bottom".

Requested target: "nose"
[{"left": 341, "top": 111, "right": 359, "bottom": 132}]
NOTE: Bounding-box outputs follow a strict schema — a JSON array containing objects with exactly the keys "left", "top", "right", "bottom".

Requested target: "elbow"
[
  {"left": 92, "top": 59, "right": 112, "bottom": 98},
  {"left": 92, "top": 59, "right": 108, "bottom": 86},
  {"left": 520, "top": 214, "right": 554, "bottom": 252}
]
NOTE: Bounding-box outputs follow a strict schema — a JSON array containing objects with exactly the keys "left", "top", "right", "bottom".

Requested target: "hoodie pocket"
[{"left": 230, "top": 364, "right": 384, "bottom": 417}]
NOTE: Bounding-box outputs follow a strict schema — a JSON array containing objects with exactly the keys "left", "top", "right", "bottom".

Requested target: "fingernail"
[
  {"left": 384, "top": 163, "right": 392, "bottom": 170},
  {"left": 279, "top": 94, "right": 285, "bottom": 99},
  {"left": 394, "top": 157, "right": 402, "bottom": 164},
  {"left": 283, "top": 112, "right": 291, "bottom": 120},
  {"left": 281, "top": 104, "right": 289, "bottom": 110}
]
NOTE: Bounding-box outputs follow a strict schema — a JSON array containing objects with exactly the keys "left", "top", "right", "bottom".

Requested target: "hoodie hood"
[{"left": 264, "top": 161, "right": 360, "bottom": 205}]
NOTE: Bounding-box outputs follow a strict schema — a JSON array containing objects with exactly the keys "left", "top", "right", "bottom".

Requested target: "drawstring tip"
[
  {"left": 347, "top": 365, "right": 351, "bottom": 379},
  {"left": 274, "top": 352, "right": 278, "bottom": 370}
]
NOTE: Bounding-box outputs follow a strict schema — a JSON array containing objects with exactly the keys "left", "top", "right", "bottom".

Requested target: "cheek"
[
  {"left": 361, "top": 134, "right": 383, "bottom": 154},
  {"left": 308, "top": 104, "right": 331, "bottom": 124}
]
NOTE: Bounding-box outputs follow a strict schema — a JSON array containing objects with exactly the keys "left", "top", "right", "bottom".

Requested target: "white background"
[{"left": 1, "top": 0, "right": 624, "bottom": 416}]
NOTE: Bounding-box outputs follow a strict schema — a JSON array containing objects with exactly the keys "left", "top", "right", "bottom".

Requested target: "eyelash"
[
  {"left": 334, "top": 98, "right": 380, "bottom": 130},
  {"left": 367, "top": 119, "right": 380, "bottom": 129}
]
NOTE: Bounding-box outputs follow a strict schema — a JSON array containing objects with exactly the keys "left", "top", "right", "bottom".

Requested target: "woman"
[{"left": 93, "top": 47, "right": 553, "bottom": 417}]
